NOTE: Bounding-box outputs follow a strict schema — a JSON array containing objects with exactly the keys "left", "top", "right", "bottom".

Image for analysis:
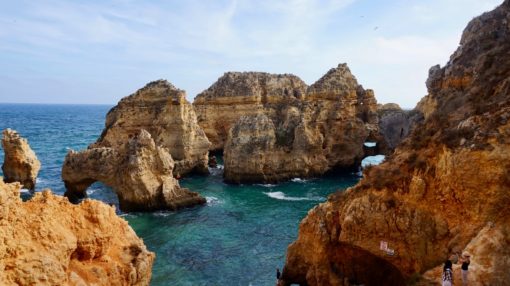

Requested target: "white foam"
[
  {"left": 361, "top": 155, "right": 386, "bottom": 168},
  {"left": 20, "top": 188, "right": 31, "bottom": 194},
  {"left": 36, "top": 178, "right": 45, "bottom": 184},
  {"left": 264, "top": 191, "right": 324, "bottom": 201},
  {"left": 86, "top": 188, "right": 98, "bottom": 195},
  {"left": 364, "top": 142, "right": 377, "bottom": 147},
  {"left": 206, "top": 196, "right": 223, "bottom": 205},
  {"left": 257, "top": 183, "right": 277, "bottom": 188},
  {"left": 153, "top": 211, "right": 172, "bottom": 217},
  {"left": 291, "top": 178, "right": 308, "bottom": 183},
  {"left": 216, "top": 164, "right": 224, "bottom": 170}
]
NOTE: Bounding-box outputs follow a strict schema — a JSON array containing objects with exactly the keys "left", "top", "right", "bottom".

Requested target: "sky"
[{"left": 0, "top": 0, "right": 503, "bottom": 108}]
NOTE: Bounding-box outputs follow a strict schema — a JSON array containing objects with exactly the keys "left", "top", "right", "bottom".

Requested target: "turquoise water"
[{"left": 0, "top": 104, "right": 359, "bottom": 285}]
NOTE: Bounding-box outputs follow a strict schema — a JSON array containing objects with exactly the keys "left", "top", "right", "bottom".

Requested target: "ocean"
[{"left": 0, "top": 103, "right": 359, "bottom": 286}]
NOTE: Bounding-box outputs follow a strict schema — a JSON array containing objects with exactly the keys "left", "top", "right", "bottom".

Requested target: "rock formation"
[
  {"left": 62, "top": 129, "right": 206, "bottom": 212},
  {"left": 0, "top": 180, "right": 154, "bottom": 285},
  {"left": 220, "top": 64, "right": 378, "bottom": 183},
  {"left": 1, "top": 129, "right": 41, "bottom": 190},
  {"left": 99, "top": 80, "right": 210, "bottom": 176},
  {"left": 377, "top": 103, "right": 411, "bottom": 151},
  {"left": 280, "top": 1, "right": 510, "bottom": 285},
  {"left": 194, "top": 72, "right": 308, "bottom": 151}
]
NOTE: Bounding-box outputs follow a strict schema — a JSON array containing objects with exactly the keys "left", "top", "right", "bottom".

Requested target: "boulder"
[
  {"left": 1, "top": 129, "right": 41, "bottom": 190},
  {"left": 0, "top": 180, "right": 155, "bottom": 285}
]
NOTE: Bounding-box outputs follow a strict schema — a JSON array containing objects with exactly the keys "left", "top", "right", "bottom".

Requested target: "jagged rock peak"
[
  {"left": 307, "top": 63, "right": 360, "bottom": 94},
  {"left": 195, "top": 72, "right": 308, "bottom": 100},
  {"left": 119, "top": 79, "right": 185, "bottom": 104},
  {"left": 1, "top": 128, "right": 41, "bottom": 190}
]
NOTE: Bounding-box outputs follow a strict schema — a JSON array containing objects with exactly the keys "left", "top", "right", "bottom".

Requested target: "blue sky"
[{"left": 0, "top": 0, "right": 503, "bottom": 108}]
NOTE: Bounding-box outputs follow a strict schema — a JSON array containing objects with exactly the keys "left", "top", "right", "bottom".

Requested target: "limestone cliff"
[
  {"left": 377, "top": 103, "right": 411, "bottom": 152},
  {"left": 281, "top": 1, "right": 510, "bottom": 285},
  {"left": 99, "top": 80, "right": 210, "bottom": 176},
  {"left": 1, "top": 129, "right": 41, "bottom": 190},
  {"left": 222, "top": 64, "right": 377, "bottom": 183},
  {"left": 62, "top": 129, "right": 206, "bottom": 212},
  {"left": 0, "top": 180, "right": 154, "bottom": 285},
  {"left": 194, "top": 72, "right": 308, "bottom": 151}
]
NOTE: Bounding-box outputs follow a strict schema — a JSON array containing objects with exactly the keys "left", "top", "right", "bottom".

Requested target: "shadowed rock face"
[
  {"left": 0, "top": 180, "right": 154, "bottom": 285},
  {"left": 377, "top": 103, "right": 411, "bottom": 151},
  {"left": 100, "top": 80, "right": 210, "bottom": 176},
  {"left": 221, "top": 64, "right": 378, "bottom": 183},
  {"left": 281, "top": 1, "right": 510, "bottom": 285},
  {"left": 1, "top": 129, "right": 40, "bottom": 190},
  {"left": 62, "top": 130, "right": 205, "bottom": 212}
]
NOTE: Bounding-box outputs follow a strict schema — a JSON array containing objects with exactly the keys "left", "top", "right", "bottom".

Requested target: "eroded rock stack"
[
  {"left": 62, "top": 130, "right": 205, "bottom": 212},
  {"left": 1, "top": 129, "right": 41, "bottom": 190},
  {"left": 281, "top": 1, "right": 510, "bottom": 285},
  {"left": 377, "top": 103, "right": 411, "bottom": 151},
  {"left": 203, "top": 64, "right": 379, "bottom": 183},
  {"left": 62, "top": 80, "right": 209, "bottom": 212},
  {"left": 0, "top": 180, "right": 154, "bottom": 285}
]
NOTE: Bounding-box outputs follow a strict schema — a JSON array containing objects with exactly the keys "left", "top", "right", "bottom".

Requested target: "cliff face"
[
  {"left": 281, "top": 1, "right": 510, "bottom": 285},
  {"left": 194, "top": 72, "right": 308, "bottom": 151},
  {"left": 219, "top": 64, "right": 378, "bottom": 183},
  {"left": 62, "top": 130, "right": 205, "bottom": 212},
  {"left": 1, "top": 129, "right": 41, "bottom": 190},
  {"left": 0, "top": 180, "right": 154, "bottom": 285},
  {"left": 100, "top": 80, "right": 210, "bottom": 176},
  {"left": 377, "top": 103, "right": 411, "bottom": 152}
]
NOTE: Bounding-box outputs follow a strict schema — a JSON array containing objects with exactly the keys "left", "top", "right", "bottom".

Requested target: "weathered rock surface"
[
  {"left": 62, "top": 129, "right": 206, "bottom": 212},
  {"left": 0, "top": 180, "right": 154, "bottom": 285},
  {"left": 377, "top": 103, "right": 411, "bottom": 151},
  {"left": 222, "top": 64, "right": 378, "bottom": 183},
  {"left": 99, "top": 80, "right": 210, "bottom": 176},
  {"left": 194, "top": 72, "right": 308, "bottom": 151},
  {"left": 281, "top": 1, "right": 510, "bottom": 285},
  {"left": 1, "top": 129, "right": 41, "bottom": 190}
]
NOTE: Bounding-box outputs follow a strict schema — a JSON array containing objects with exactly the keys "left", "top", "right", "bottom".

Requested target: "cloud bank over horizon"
[{"left": 0, "top": 0, "right": 503, "bottom": 108}]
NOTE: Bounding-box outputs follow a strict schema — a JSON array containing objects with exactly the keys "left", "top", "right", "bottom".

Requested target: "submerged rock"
[
  {"left": 1, "top": 129, "right": 41, "bottom": 190},
  {"left": 220, "top": 64, "right": 377, "bottom": 183},
  {"left": 62, "top": 129, "right": 205, "bottom": 212},
  {"left": 0, "top": 180, "right": 154, "bottom": 285},
  {"left": 281, "top": 1, "right": 510, "bottom": 285}
]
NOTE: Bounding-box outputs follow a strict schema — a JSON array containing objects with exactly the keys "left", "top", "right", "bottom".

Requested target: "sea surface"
[{"left": 0, "top": 103, "right": 360, "bottom": 286}]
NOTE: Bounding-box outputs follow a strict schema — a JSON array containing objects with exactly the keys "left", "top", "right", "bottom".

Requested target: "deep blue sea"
[{"left": 0, "top": 103, "right": 360, "bottom": 286}]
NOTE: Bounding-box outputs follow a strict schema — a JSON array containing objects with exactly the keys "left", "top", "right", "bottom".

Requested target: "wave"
[
  {"left": 36, "top": 178, "right": 46, "bottom": 184},
  {"left": 86, "top": 188, "right": 99, "bottom": 195},
  {"left": 291, "top": 178, "right": 308, "bottom": 183},
  {"left": 264, "top": 191, "right": 324, "bottom": 201},
  {"left": 257, "top": 183, "right": 277, "bottom": 188},
  {"left": 206, "top": 196, "right": 223, "bottom": 205},
  {"left": 20, "top": 188, "right": 31, "bottom": 194}
]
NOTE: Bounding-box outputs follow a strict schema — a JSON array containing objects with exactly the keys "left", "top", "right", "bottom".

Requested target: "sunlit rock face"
[
  {"left": 0, "top": 180, "right": 155, "bottom": 285},
  {"left": 281, "top": 1, "right": 510, "bottom": 285},
  {"left": 62, "top": 80, "right": 209, "bottom": 212},
  {"left": 1, "top": 129, "right": 41, "bottom": 190},
  {"left": 62, "top": 129, "right": 206, "bottom": 212},
  {"left": 200, "top": 64, "right": 379, "bottom": 183}
]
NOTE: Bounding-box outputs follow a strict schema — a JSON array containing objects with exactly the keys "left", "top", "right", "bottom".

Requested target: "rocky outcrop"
[
  {"left": 221, "top": 64, "right": 378, "bottom": 183},
  {"left": 62, "top": 129, "right": 206, "bottom": 212},
  {"left": 377, "top": 103, "right": 411, "bottom": 151},
  {"left": 1, "top": 129, "right": 40, "bottom": 190},
  {"left": 0, "top": 180, "right": 154, "bottom": 285},
  {"left": 99, "top": 80, "right": 210, "bottom": 176},
  {"left": 281, "top": 1, "right": 510, "bottom": 285},
  {"left": 194, "top": 72, "right": 308, "bottom": 151}
]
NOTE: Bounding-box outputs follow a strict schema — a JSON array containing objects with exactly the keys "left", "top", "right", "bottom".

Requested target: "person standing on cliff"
[
  {"left": 442, "top": 260, "right": 453, "bottom": 286},
  {"left": 460, "top": 253, "right": 471, "bottom": 285},
  {"left": 276, "top": 268, "right": 281, "bottom": 282}
]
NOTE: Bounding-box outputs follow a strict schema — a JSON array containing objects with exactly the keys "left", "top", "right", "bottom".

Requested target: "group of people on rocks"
[{"left": 442, "top": 252, "right": 471, "bottom": 286}]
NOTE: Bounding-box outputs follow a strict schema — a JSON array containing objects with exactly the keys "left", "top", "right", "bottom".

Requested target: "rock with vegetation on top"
[
  {"left": 1, "top": 128, "right": 41, "bottom": 190},
  {"left": 0, "top": 180, "right": 154, "bottom": 285},
  {"left": 280, "top": 1, "right": 510, "bottom": 285}
]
